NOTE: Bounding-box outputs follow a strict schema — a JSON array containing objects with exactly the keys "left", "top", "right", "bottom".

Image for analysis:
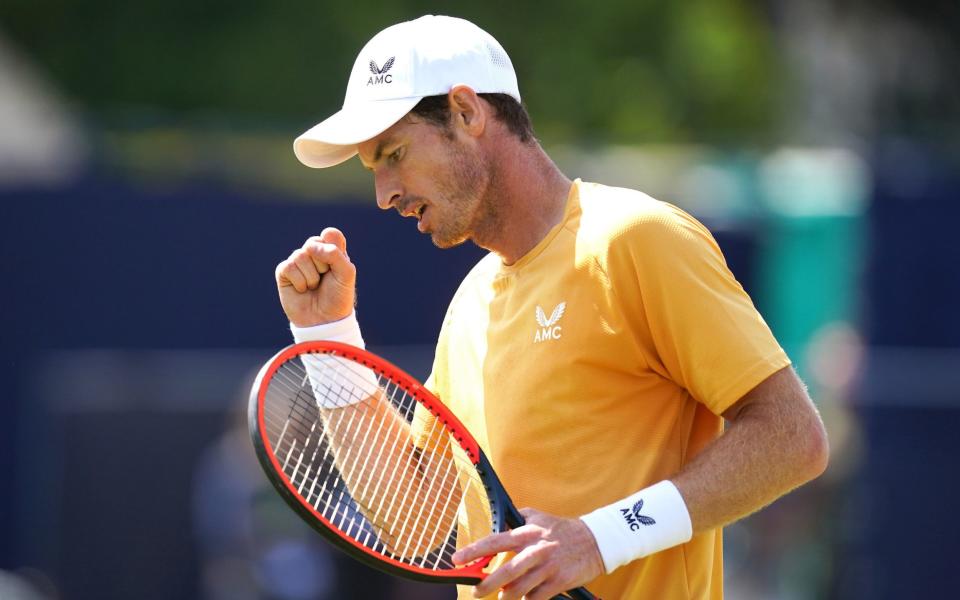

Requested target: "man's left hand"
[{"left": 451, "top": 507, "right": 604, "bottom": 599}]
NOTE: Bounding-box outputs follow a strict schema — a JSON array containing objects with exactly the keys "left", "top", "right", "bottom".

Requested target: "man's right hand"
[{"left": 275, "top": 228, "right": 357, "bottom": 327}]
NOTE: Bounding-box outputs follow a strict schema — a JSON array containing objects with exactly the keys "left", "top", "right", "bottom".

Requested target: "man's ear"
[{"left": 448, "top": 85, "right": 486, "bottom": 136}]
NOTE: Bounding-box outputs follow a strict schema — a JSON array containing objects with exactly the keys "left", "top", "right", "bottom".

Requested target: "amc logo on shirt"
[{"left": 534, "top": 301, "right": 566, "bottom": 343}]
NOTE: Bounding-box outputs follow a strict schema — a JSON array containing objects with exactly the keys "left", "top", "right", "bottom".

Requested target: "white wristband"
[
  {"left": 579, "top": 480, "right": 693, "bottom": 573},
  {"left": 289, "top": 312, "right": 378, "bottom": 409},
  {"left": 290, "top": 311, "right": 367, "bottom": 347}
]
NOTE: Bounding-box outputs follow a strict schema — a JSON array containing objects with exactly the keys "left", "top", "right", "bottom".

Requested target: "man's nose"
[{"left": 375, "top": 173, "right": 402, "bottom": 211}]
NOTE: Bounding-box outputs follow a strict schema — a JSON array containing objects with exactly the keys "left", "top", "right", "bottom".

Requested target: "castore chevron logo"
[
  {"left": 534, "top": 302, "right": 566, "bottom": 343},
  {"left": 367, "top": 57, "right": 395, "bottom": 85},
  {"left": 621, "top": 499, "right": 656, "bottom": 532}
]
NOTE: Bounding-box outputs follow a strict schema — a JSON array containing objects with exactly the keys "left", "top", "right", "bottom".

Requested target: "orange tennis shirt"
[{"left": 422, "top": 179, "right": 790, "bottom": 599}]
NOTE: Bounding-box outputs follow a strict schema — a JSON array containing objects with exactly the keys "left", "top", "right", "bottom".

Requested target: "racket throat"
[{"left": 475, "top": 453, "right": 526, "bottom": 529}]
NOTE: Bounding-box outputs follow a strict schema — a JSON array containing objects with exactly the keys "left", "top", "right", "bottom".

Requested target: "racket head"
[{"left": 247, "top": 341, "right": 515, "bottom": 585}]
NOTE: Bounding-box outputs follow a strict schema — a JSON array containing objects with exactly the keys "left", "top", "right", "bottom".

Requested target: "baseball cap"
[{"left": 293, "top": 15, "right": 520, "bottom": 168}]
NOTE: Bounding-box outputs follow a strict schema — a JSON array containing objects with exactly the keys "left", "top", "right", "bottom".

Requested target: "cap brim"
[{"left": 293, "top": 96, "right": 422, "bottom": 168}]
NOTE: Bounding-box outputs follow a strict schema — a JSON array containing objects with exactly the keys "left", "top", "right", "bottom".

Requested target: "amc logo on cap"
[{"left": 367, "top": 57, "right": 395, "bottom": 85}]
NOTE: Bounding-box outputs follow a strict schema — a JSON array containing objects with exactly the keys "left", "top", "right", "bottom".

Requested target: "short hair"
[{"left": 410, "top": 93, "right": 536, "bottom": 143}]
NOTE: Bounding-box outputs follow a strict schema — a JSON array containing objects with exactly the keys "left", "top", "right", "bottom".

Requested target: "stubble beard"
[{"left": 428, "top": 141, "right": 499, "bottom": 250}]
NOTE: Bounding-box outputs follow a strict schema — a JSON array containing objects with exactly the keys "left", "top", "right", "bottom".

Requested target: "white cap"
[{"left": 293, "top": 15, "right": 520, "bottom": 168}]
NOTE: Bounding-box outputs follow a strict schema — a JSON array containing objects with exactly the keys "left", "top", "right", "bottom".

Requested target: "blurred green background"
[{"left": 3, "top": 0, "right": 783, "bottom": 140}]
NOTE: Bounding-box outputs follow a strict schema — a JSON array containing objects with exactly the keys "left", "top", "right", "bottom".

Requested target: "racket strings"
[
  {"left": 267, "top": 362, "right": 474, "bottom": 566},
  {"left": 261, "top": 352, "right": 492, "bottom": 571}
]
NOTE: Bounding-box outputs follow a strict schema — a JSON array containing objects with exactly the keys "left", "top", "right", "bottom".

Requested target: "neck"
[{"left": 473, "top": 139, "right": 572, "bottom": 265}]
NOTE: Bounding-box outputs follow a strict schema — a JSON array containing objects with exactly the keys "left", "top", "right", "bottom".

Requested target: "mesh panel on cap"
[{"left": 485, "top": 42, "right": 511, "bottom": 69}]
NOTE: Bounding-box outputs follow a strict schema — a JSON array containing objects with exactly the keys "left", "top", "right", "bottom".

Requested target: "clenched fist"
[{"left": 275, "top": 228, "right": 356, "bottom": 327}]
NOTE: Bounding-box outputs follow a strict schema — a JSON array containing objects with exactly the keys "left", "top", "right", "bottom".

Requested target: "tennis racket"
[{"left": 248, "top": 340, "right": 596, "bottom": 599}]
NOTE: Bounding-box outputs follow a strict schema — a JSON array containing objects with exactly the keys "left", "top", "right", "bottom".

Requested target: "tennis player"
[{"left": 275, "top": 15, "right": 829, "bottom": 600}]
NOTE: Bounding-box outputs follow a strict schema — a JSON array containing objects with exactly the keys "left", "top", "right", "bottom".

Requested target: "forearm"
[
  {"left": 580, "top": 367, "right": 828, "bottom": 575},
  {"left": 321, "top": 394, "right": 461, "bottom": 557},
  {"left": 291, "top": 312, "right": 463, "bottom": 555},
  {"left": 672, "top": 366, "right": 829, "bottom": 534}
]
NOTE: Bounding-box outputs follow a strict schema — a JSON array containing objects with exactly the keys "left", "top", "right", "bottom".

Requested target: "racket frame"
[{"left": 248, "top": 341, "right": 515, "bottom": 585}]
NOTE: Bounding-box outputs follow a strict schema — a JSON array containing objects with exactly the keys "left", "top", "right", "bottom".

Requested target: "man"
[{"left": 275, "top": 15, "right": 828, "bottom": 600}]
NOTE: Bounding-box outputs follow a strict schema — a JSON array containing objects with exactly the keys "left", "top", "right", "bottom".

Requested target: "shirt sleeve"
[{"left": 607, "top": 203, "right": 791, "bottom": 415}]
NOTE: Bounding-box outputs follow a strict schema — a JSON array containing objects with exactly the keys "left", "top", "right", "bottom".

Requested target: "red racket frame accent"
[{"left": 253, "top": 341, "right": 492, "bottom": 583}]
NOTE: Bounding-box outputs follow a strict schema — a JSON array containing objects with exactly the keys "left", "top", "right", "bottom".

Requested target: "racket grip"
[{"left": 557, "top": 588, "right": 597, "bottom": 599}]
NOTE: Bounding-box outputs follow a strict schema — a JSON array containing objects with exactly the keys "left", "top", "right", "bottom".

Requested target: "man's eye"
[{"left": 389, "top": 148, "right": 403, "bottom": 163}]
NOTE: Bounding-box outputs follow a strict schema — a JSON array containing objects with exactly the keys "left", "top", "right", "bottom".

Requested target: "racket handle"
[{"left": 557, "top": 587, "right": 597, "bottom": 600}]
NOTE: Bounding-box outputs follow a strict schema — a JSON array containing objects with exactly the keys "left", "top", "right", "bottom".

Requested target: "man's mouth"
[
  {"left": 417, "top": 205, "right": 429, "bottom": 232},
  {"left": 398, "top": 201, "right": 427, "bottom": 220}
]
